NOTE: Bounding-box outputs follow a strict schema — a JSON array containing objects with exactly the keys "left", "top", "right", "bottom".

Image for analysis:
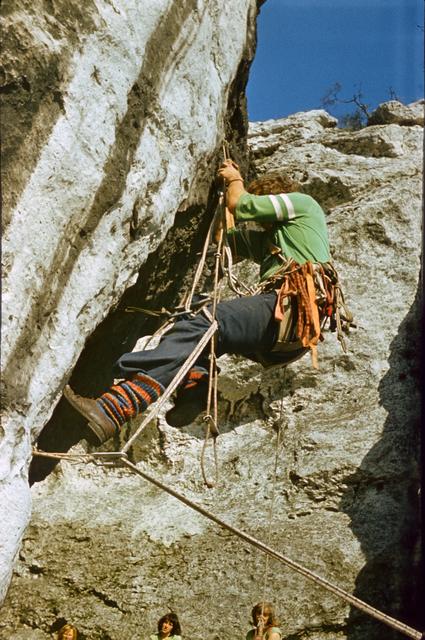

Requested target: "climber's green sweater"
[{"left": 227, "top": 192, "right": 330, "bottom": 281}]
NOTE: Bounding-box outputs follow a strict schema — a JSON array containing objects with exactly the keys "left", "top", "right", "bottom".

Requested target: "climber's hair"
[
  {"left": 247, "top": 172, "right": 301, "bottom": 195},
  {"left": 250, "top": 601, "right": 280, "bottom": 627},
  {"left": 157, "top": 612, "right": 181, "bottom": 636},
  {"left": 57, "top": 624, "right": 78, "bottom": 640}
]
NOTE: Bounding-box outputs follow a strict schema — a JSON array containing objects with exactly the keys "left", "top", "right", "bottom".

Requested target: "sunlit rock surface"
[
  {"left": 2, "top": 97, "right": 421, "bottom": 639},
  {"left": 367, "top": 98, "right": 424, "bottom": 126},
  {"left": 0, "top": 0, "right": 260, "bottom": 605}
]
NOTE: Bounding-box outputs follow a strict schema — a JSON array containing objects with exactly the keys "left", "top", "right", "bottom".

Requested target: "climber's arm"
[
  {"left": 214, "top": 206, "right": 236, "bottom": 243},
  {"left": 218, "top": 159, "right": 246, "bottom": 213}
]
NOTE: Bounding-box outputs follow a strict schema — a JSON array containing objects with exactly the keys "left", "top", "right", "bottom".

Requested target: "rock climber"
[{"left": 64, "top": 158, "right": 347, "bottom": 444}]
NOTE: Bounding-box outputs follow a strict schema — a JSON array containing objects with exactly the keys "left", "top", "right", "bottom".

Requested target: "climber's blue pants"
[{"left": 113, "top": 292, "right": 279, "bottom": 387}]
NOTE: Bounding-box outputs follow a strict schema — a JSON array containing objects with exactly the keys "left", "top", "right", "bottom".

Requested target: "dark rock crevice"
[
  {"left": 29, "top": 1, "right": 257, "bottom": 484},
  {"left": 29, "top": 195, "right": 217, "bottom": 483},
  {"left": 30, "top": 94, "right": 252, "bottom": 485}
]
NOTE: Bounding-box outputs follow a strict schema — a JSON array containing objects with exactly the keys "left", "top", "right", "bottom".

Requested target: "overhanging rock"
[{"left": 0, "top": 0, "right": 260, "bottom": 602}]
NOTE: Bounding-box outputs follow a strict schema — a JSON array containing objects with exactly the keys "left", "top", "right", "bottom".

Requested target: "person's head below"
[
  {"left": 251, "top": 601, "right": 279, "bottom": 629},
  {"left": 57, "top": 624, "right": 78, "bottom": 640},
  {"left": 157, "top": 612, "right": 181, "bottom": 638},
  {"left": 247, "top": 173, "right": 301, "bottom": 197}
]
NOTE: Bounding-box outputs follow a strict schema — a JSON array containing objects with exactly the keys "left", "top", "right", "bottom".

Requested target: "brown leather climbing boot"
[{"left": 63, "top": 385, "right": 117, "bottom": 445}]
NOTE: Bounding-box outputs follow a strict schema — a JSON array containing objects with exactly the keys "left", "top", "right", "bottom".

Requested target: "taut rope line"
[
  {"left": 199, "top": 147, "right": 230, "bottom": 487},
  {"left": 31, "top": 447, "right": 423, "bottom": 640},
  {"left": 119, "top": 142, "right": 236, "bottom": 479},
  {"left": 121, "top": 321, "right": 217, "bottom": 455}
]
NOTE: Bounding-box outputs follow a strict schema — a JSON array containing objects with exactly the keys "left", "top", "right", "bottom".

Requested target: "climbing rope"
[
  {"left": 32, "top": 447, "right": 423, "bottom": 640},
  {"left": 258, "top": 376, "right": 287, "bottom": 636},
  {"left": 124, "top": 296, "right": 212, "bottom": 320},
  {"left": 122, "top": 142, "right": 259, "bottom": 485},
  {"left": 120, "top": 142, "right": 247, "bottom": 485},
  {"left": 122, "top": 148, "right": 230, "bottom": 482},
  {"left": 124, "top": 142, "right": 251, "bottom": 486},
  {"left": 199, "top": 147, "right": 228, "bottom": 487},
  {"left": 121, "top": 321, "right": 218, "bottom": 455}
]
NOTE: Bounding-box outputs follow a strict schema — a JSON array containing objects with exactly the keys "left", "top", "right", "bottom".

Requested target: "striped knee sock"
[
  {"left": 96, "top": 373, "right": 164, "bottom": 429},
  {"left": 182, "top": 368, "right": 209, "bottom": 391}
]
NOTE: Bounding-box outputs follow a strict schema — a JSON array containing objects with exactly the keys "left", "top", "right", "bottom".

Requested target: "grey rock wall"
[
  {"left": 1, "top": 101, "right": 422, "bottom": 639},
  {"left": 1, "top": 0, "right": 259, "bottom": 605}
]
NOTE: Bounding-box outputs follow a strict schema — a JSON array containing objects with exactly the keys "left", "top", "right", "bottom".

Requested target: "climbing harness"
[
  {"left": 255, "top": 257, "right": 353, "bottom": 369},
  {"left": 32, "top": 447, "right": 423, "bottom": 640}
]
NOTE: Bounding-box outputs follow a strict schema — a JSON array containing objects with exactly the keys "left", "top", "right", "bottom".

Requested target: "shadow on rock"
[
  {"left": 29, "top": 202, "right": 215, "bottom": 485},
  {"left": 339, "top": 283, "right": 422, "bottom": 640}
]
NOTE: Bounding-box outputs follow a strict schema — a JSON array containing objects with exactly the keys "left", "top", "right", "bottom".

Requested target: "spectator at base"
[
  {"left": 246, "top": 602, "right": 281, "bottom": 640},
  {"left": 150, "top": 612, "right": 182, "bottom": 640},
  {"left": 57, "top": 624, "right": 78, "bottom": 640}
]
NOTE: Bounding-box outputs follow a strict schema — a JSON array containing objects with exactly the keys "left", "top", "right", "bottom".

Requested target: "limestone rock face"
[
  {"left": 1, "top": 100, "right": 421, "bottom": 639},
  {"left": 367, "top": 99, "right": 424, "bottom": 126},
  {"left": 0, "top": 0, "right": 259, "bottom": 604}
]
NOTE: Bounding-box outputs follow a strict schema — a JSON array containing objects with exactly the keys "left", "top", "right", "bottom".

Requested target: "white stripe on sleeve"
[
  {"left": 279, "top": 193, "right": 295, "bottom": 220},
  {"left": 268, "top": 195, "right": 284, "bottom": 220}
]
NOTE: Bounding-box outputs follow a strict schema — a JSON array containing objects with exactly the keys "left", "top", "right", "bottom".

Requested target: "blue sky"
[{"left": 247, "top": 0, "right": 424, "bottom": 122}]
